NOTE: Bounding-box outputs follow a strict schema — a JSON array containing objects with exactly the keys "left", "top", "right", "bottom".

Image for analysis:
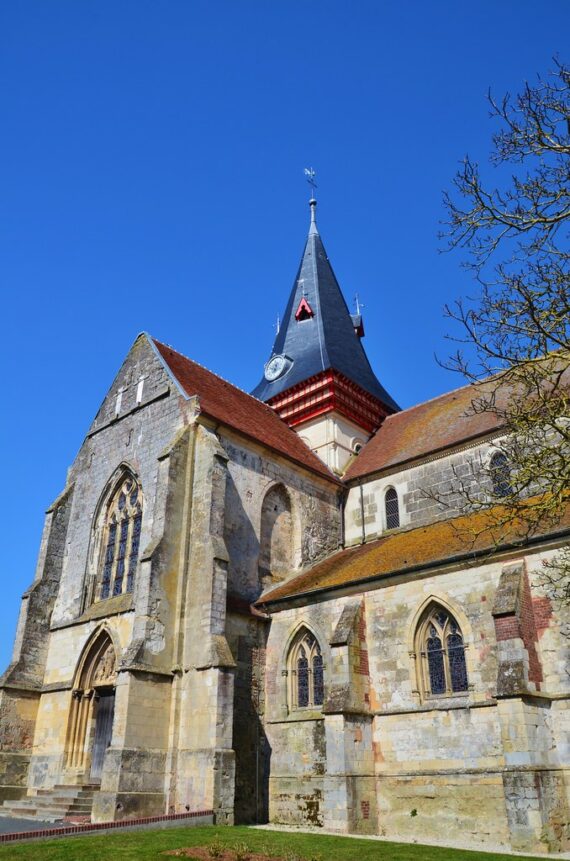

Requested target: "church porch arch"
[{"left": 64, "top": 627, "right": 118, "bottom": 783}]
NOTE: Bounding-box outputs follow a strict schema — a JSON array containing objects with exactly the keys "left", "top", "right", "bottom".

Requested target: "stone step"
[
  {"left": 0, "top": 807, "right": 63, "bottom": 822},
  {"left": 0, "top": 784, "right": 96, "bottom": 822},
  {"left": 28, "top": 795, "right": 94, "bottom": 807},
  {"left": 37, "top": 786, "right": 96, "bottom": 798}
]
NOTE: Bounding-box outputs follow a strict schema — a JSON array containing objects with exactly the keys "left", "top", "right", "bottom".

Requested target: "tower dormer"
[{"left": 252, "top": 197, "right": 399, "bottom": 473}]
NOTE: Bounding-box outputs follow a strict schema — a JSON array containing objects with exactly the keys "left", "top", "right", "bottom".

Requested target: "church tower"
[{"left": 252, "top": 197, "right": 399, "bottom": 472}]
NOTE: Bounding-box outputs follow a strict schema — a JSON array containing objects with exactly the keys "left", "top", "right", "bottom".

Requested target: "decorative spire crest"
[{"left": 304, "top": 167, "right": 318, "bottom": 234}]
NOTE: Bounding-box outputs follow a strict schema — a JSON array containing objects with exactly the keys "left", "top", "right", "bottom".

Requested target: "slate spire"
[{"left": 251, "top": 198, "right": 399, "bottom": 412}]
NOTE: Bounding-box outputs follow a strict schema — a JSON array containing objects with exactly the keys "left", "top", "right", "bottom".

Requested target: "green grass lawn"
[{"left": 0, "top": 825, "right": 548, "bottom": 861}]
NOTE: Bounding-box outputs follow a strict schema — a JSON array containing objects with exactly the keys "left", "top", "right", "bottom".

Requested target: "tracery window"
[
  {"left": 99, "top": 475, "right": 142, "bottom": 601},
  {"left": 385, "top": 487, "right": 400, "bottom": 530},
  {"left": 288, "top": 629, "right": 324, "bottom": 711},
  {"left": 490, "top": 451, "right": 512, "bottom": 498},
  {"left": 416, "top": 606, "right": 468, "bottom": 698}
]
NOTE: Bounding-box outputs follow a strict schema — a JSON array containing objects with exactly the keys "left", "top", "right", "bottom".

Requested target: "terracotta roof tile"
[
  {"left": 345, "top": 358, "right": 570, "bottom": 481},
  {"left": 257, "top": 500, "right": 570, "bottom": 606},
  {"left": 343, "top": 380, "right": 507, "bottom": 480},
  {"left": 152, "top": 338, "right": 338, "bottom": 483}
]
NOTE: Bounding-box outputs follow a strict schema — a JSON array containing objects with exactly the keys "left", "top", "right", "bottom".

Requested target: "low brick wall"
[{"left": 0, "top": 808, "right": 214, "bottom": 843}]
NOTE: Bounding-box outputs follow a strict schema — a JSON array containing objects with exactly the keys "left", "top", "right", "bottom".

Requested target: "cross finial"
[{"left": 354, "top": 294, "right": 364, "bottom": 315}]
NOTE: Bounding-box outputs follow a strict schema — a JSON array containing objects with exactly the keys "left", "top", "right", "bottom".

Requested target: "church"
[{"left": 0, "top": 197, "right": 568, "bottom": 854}]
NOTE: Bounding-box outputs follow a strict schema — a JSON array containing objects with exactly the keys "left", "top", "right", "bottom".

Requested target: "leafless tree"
[{"left": 433, "top": 60, "right": 570, "bottom": 602}]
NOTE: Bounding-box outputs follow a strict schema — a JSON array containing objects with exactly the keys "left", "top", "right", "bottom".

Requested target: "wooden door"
[{"left": 90, "top": 689, "right": 115, "bottom": 782}]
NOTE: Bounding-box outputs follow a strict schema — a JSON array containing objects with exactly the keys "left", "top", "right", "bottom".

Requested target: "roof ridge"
[
  {"left": 153, "top": 337, "right": 284, "bottom": 418},
  {"left": 151, "top": 336, "right": 339, "bottom": 483}
]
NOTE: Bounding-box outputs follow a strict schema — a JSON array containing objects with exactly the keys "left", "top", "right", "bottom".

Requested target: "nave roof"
[
  {"left": 151, "top": 336, "right": 339, "bottom": 483},
  {"left": 257, "top": 497, "right": 570, "bottom": 608}
]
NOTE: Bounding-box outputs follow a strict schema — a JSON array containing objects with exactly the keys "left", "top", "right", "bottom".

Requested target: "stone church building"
[{"left": 0, "top": 198, "right": 568, "bottom": 853}]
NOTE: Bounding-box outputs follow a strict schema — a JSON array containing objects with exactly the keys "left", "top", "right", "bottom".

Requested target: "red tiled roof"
[
  {"left": 343, "top": 380, "right": 507, "bottom": 481},
  {"left": 257, "top": 499, "right": 570, "bottom": 606},
  {"left": 345, "top": 357, "right": 570, "bottom": 481},
  {"left": 152, "top": 338, "right": 338, "bottom": 482}
]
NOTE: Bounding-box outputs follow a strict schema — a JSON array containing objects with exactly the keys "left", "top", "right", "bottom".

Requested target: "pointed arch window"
[
  {"left": 288, "top": 629, "right": 325, "bottom": 711},
  {"left": 99, "top": 474, "right": 142, "bottom": 601},
  {"left": 385, "top": 487, "right": 400, "bottom": 530},
  {"left": 490, "top": 451, "right": 512, "bottom": 498},
  {"left": 416, "top": 606, "right": 468, "bottom": 698}
]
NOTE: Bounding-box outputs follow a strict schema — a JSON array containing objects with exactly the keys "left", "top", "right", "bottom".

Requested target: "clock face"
[{"left": 264, "top": 354, "right": 287, "bottom": 381}]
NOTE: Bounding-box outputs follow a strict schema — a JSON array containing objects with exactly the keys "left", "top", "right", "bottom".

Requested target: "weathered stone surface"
[
  {"left": 0, "top": 329, "right": 567, "bottom": 855},
  {"left": 493, "top": 563, "right": 525, "bottom": 617}
]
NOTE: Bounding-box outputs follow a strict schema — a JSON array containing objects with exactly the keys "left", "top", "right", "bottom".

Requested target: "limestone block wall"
[
  {"left": 50, "top": 335, "right": 186, "bottom": 627},
  {"left": 344, "top": 437, "right": 500, "bottom": 546},
  {"left": 94, "top": 670, "right": 172, "bottom": 821},
  {"left": 225, "top": 611, "right": 269, "bottom": 825},
  {"left": 0, "top": 483, "right": 74, "bottom": 801},
  {"left": 222, "top": 434, "right": 341, "bottom": 602},
  {"left": 264, "top": 599, "right": 358, "bottom": 829},
  {"left": 0, "top": 690, "right": 39, "bottom": 803},
  {"left": 28, "top": 614, "right": 134, "bottom": 792},
  {"left": 263, "top": 546, "right": 570, "bottom": 853},
  {"left": 295, "top": 411, "right": 370, "bottom": 474}
]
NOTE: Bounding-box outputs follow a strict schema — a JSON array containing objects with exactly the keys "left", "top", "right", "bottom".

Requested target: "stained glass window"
[
  {"left": 448, "top": 631, "right": 468, "bottom": 692},
  {"left": 427, "top": 631, "right": 445, "bottom": 695},
  {"left": 127, "top": 512, "right": 142, "bottom": 592},
  {"left": 418, "top": 606, "right": 468, "bottom": 698},
  {"left": 97, "top": 474, "right": 142, "bottom": 602},
  {"left": 385, "top": 488, "right": 400, "bottom": 530},
  {"left": 490, "top": 452, "right": 512, "bottom": 497},
  {"left": 289, "top": 629, "right": 325, "bottom": 711},
  {"left": 101, "top": 521, "right": 117, "bottom": 600},
  {"left": 297, "top": 648, "right": 309, "bottom": 708},
  {"left": 313, "top": 651, "right": 324, "bottom": 706}
]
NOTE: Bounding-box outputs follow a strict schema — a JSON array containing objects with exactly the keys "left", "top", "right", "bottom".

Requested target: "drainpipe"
[
  {"left": 338, "top": 486, "right": 347, "bottom": 549},
  {"left": 359, "top": 484, "right": 366, "bottom": 545}
]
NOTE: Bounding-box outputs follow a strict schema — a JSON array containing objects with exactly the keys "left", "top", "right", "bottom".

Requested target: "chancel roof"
[
  {"left": 257, "top": 499, "right": 570, "bottom": 607},
  {"left": 343, "top": 380, "right": 506, "bottom": 480},
  {"left": 151, "top": 337, "right": 338, "bottom": 483},
  {"left": 251, "top": 200, "right": 399, "bottom": 411},
  {"left": 344, "top": 356, "right": 570, "bottom": 481}
]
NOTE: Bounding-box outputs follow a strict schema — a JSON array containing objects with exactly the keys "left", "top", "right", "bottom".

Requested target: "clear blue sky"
[{"left": 0, "top": 1, "right": 567, "bottom": 669}]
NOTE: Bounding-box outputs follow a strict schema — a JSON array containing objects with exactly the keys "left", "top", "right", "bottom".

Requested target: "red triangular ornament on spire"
[{"left": 295, "top": 297, "right": 314, "bottom": 321}]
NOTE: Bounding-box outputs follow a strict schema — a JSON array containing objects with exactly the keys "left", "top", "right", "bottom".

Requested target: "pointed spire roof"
[{"left": 251, "top": 199, "right": 399, "bottom": 411}]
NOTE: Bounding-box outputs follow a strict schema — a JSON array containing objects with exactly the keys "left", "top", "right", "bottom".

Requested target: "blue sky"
[{"left": 0, "top": 1, "right": 567, "bottom": 669}]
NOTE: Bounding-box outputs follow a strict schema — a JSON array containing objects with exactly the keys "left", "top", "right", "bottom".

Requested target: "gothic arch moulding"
[
  {"left": 407, "top": 594, "right": 473, "bottom": 702},
  {"left": 64, "top": 627, "right": 118, "bottom": 777},
  {"left": 406, "top": 593, "right": 473, "bottom": 654},
  {"left": 84, "top": 464, "right": 144, "bottom": 607},
  {"left": 258, "top": 482, "right": 294, "bottom": 586},
  {"left": 282, "top": 621, "right": 328, "bottom": 714}
]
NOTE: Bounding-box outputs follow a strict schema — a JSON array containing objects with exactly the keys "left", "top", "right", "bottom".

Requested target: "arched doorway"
[{"left": 65, "top": 630, "right": 117, "bottom": 783}]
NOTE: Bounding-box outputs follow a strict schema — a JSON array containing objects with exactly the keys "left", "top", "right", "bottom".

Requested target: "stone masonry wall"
[
  {"left": 345, "top": 439, "right": 499, "bottom": 546},
  {"left": 263, "top": 546, "right": 570, "bottom": 852},
  {"left": 223, "top": 435, "right": 341, "bottom": 602}
]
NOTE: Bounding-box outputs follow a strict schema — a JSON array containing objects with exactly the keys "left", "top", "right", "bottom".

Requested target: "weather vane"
[
  {"left": 304, "top": 167, "right": 317, "bottom": 197},
  {"left": 354, "top": 294, "right": 365, "bottom": 315}
]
